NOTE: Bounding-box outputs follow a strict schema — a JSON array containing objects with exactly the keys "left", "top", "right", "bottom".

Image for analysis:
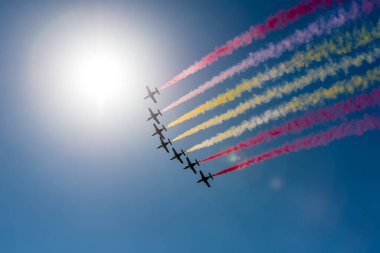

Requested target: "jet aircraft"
[
  {"left": 197, "top": 170, "right": 214, "bottom": 187},
  {"left": 157, "top": 138, "right": 172, "bottom": 153},
  {"left": 147, "top": 108, "right": 162, "bottom": 124},
  {"left": 152, "top": 124, "right": 167, "bottom": 139},
  {"left": 183, "top": 157, "right": 199, "bottom": 174},
  {"left": 170, "top": 148, "right": 186, "bottom": 164},
  {"left": 144, "top": 86, "right": 160, "bottom": 103}
]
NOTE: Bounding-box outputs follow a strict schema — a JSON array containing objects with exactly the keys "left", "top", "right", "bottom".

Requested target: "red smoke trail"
[
  {"left": 213, "top": 114, "right": 380, "bottom": 176},
  {"left": 202, "top": 87, "right": 380, "bottom": 163},
  {"left": 160, "top": 0, "right": 343, "bottom": 90}
]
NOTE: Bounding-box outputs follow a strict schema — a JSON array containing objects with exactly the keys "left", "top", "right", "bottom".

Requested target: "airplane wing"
[
  {"left": 147, "top": 115, "right": 160, "bottom": 124},
  {"left": 163, "top": 145, "right": 169, "bottom": 153},
  {"left": 205, "top": 180, "right": 211, "bottom": 187},
  {"left": 144, "top": 87, "right": 152, "bottom": 100},
  {"left": 183, "top": 162, "right": 191, "bottom": 170},
  {"left": 151, "top": 95, "right": 157, "bottom": 103}
]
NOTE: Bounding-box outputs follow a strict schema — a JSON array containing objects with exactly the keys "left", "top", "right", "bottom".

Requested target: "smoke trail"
[
  {"left": 187, "top": 66, "right": 380, "bottom": 152},
  {"left": 163, "top": 0, "right": 379, "bottom": 112},
  {"left": 167, "top": 20, "right": 380, "bottom": 127},
  {"left": 201, "top": 87, "right": 380, "bottom": 162},
  {"left": 213, "top": 114, "right": 380, "bottom": 176},
  {"left": 173, "top": 47, "right": 380, "bottom": 141},
  {"left": 161, "top": 0, "right": 344, "bottom": 90}
]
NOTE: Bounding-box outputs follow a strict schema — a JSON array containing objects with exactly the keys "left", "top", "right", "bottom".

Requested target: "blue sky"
[{"left": 0, "top": 1, "right": 379, "bottom": 252}]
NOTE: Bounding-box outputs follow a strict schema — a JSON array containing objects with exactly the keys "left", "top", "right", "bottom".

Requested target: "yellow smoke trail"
[
  {"left": 187, "top": 66, "right": 380, "bottom": 152},
  {"left": 174, "top": 47, "right": 380, "bottom": 141},
  {"left": 168, "top": 20, "right": 380, "bottom": 128}
]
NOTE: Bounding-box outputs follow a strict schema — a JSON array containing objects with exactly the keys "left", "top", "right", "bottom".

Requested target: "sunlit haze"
[
  {"left": 25, "top": 7, "right": 158, "bottom": 151},
  {"left": 63, "top": 41, "right": 129, "bottom": 118}
]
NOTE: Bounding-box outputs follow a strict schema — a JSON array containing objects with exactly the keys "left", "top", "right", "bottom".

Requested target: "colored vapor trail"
[
  {"left": 213, "top": 114, "right": 380, "bottom": 176},
  {"left": 201, "top": 87, "right": 380, "bottom": 162},
  {"left": 167, "top": 21, "right": 380, "bottom": 128},
  {"left": 160, "top": 0, "right": 342, "bottom": 90},
  {"left": 163, "top": 0, "right": 378, "bottom": 112},
  {"left": 173, "top": 47, "right": 380, "bottom": 141},
  {"left": 187, "top": 66, "right": 380, "bottom": 152}
]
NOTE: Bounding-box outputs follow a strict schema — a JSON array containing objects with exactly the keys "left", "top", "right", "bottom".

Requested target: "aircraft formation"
[{"left": 144, "top": 86, "right": 214, "bottom": 187}]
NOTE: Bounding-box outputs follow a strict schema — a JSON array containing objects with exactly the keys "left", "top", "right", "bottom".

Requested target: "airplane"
[
  {"left": 157, "top": 137, "right": 172, "bottom": 153},
  {"left": 170, "top": 148, "right": 186, "bottom": 164},
  {"left": 144, "top": 86, "right": 160, "bottom": 103},
  {"left": 147, "top": 108, "right": 162, "bottom": 124},
  {"left": 152, "top": 124, "right": 167, "bottom": 139},
  {"left": 197, "top": 170, "right": 214, "bottom": 187},
  {"left": 183, "top": 157, "right": 199, "bottom": 174}
]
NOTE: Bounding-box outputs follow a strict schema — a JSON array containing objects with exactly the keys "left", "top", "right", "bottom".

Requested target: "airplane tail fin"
[
  {"left": 181, "top": 149, "right": 186, "bottom": 156},
  {"left": 155, "top": 88, "right": 160, "bottom": 94},
  {"left": 168, "top": 139, "right": 172, "bottom": 145},
  {"left": 158, "top": 109, "right": 162, "bottom": 116},
  {"left": 209, "top": 173, "right": 214, "bottom": 180},
  {"left": 163, "top": 125, "right": 167, "bottom": 131},
  {"left": 195, "top": 159, "right": 200, "bottom": 166}
]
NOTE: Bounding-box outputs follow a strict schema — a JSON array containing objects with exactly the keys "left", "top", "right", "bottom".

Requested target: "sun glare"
[
  {"left": 65, "top": 43, "right": 129, "bottom": 117},
  {"left": 25, "top": 8, "right": 151, "bottom": 148}
]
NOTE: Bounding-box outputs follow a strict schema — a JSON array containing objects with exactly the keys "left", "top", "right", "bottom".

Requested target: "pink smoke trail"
[
  {"left": 161, "top": 0, "right": 344, "bottom": 90},
  {"left": 201, "top": 87, "right": 380, "bottom": 162},
  {"left": 213, "top": 114, "right": 380, "bottom": 176},
  {"left": 163, "top": 0, "right": 379, "bottom": 112}
]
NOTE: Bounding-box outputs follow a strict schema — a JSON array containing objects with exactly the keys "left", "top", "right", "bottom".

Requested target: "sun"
[
  {"left": 64, "top": 42, "right": 129, "bottom": 117},
  {"left": 25, "top": 6, "right": 170, "bottom": 150},
  {"left": 25, "top": 8, "right": 148, "bottom": 149}
]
